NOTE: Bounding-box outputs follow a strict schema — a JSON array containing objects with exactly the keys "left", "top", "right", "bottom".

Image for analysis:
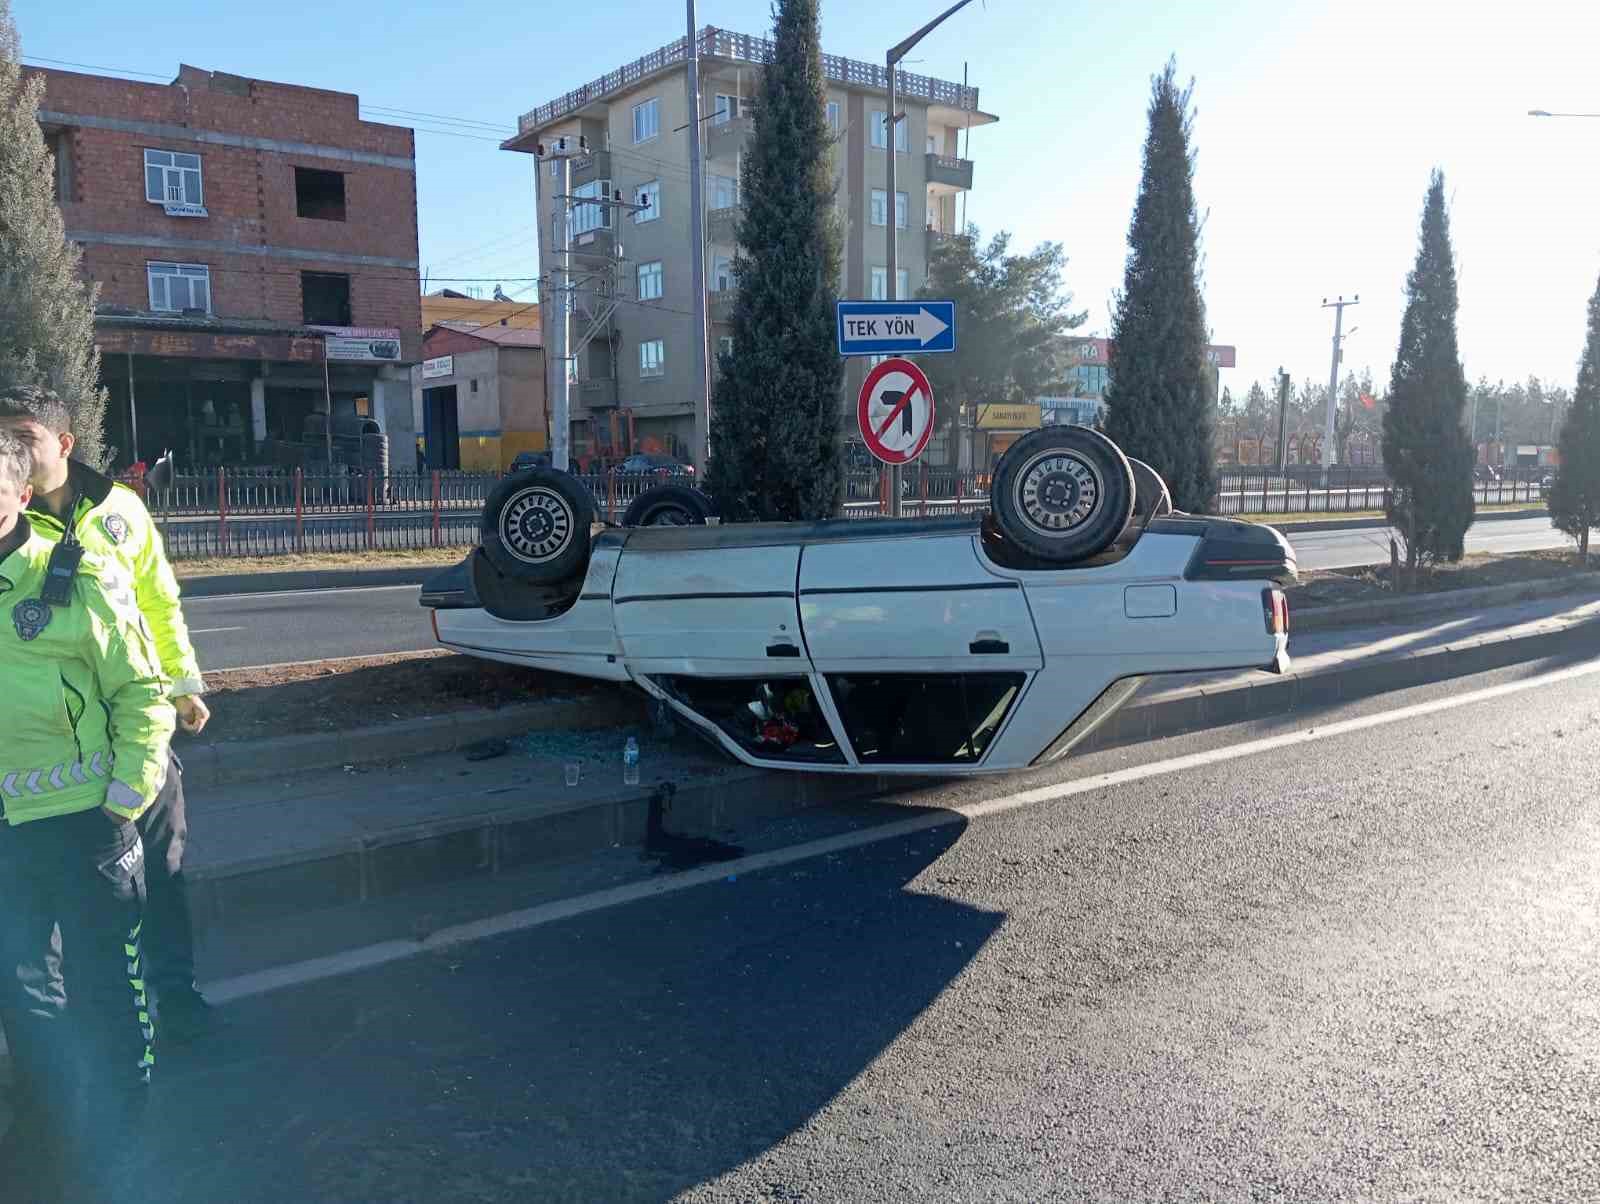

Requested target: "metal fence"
[{"left": 1213, "top": 466, "right": 1548, "bottom": 516}]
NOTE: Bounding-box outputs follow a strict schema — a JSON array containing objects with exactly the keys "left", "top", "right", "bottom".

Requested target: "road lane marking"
[
  {"left": 190, "top": 626, "right": 245, "bottom": 635},
  {"left": 203, "top": 654, "right": 1600, "bottom": 1005},
  {"left": 183, "top": 583, "right": 424, "bottom": 604}
]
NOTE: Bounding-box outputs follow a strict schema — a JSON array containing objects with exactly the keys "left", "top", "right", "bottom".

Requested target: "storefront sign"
[
  {"left": 976, "top": 403, "right": 1041, "bottom": 430},
  {"left": 320, "top": 328, "right": 403, "bottom": 362},
  {"left": 95, "top": 327, "right": 322, "bottom": 362},
  {"left": 422, "top": 355, "right": 454, "bottom": 380}
]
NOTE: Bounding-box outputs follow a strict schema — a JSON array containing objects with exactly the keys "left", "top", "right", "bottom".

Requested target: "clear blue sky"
[{"left": 16, "top": 0, "right": 1600, "bottom": 398}]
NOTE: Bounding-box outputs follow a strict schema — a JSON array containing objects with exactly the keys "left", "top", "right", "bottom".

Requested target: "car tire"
[
  {"left": 623, "top": 484, "right": 714, "bottom": 527},
  {"left": 1126, "top": 457, "right": 1173, "bottom": 523},
  {"left": 480, "top": 467, "right": 594, "bottom": 584},
  {"left": 990, "top": 425, "right": 1135, "bottom": 563}
]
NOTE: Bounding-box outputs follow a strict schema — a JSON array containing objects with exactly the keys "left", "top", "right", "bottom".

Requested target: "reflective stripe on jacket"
[
  {"left": 27, "top": 461, "right": 204, "bottom": 698},
  {"left": 0, "top": 519, "right": 174, "bottom": 825}
]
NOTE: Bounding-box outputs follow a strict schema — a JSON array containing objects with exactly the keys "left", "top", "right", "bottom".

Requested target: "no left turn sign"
[{"left": 858, "top": 357, "right": 936, "bottom": 465}]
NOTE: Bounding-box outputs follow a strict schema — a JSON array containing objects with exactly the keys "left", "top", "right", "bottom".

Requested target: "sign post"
[{"left": 858, "top": 357, "right": 936, "bottom": 470}]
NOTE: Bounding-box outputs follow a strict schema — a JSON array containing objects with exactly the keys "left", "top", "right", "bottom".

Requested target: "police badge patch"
[
  {"left": 101, "top": 513, "right": 130, "bottom": 545},
  {"left": 13, "top": 599, "right": 51, "bottom": 641}
]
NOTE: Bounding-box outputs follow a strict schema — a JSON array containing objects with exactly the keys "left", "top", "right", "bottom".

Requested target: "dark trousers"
[
  {"left": 137, "top": 752, "right": 197, "bottom": 999},
  {"left": 0, "top": 808, "right": 152, "bottom": 1202}
]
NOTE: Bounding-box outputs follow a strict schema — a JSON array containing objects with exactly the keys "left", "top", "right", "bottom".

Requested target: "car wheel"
[
  {"left": 480, "top": 467, "right": 594, "bottom": 584},
  {"left": 990, "top": 425, "right": 1135, "bottom": 563},
  {"left": 623, "top": 484, "right": 713, "bottom": 527},
  {"left": 1126, "top": 457, "right": 1173, "bottom": 523}
]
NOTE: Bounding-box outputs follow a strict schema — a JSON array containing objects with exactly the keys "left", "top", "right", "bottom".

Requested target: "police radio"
[{"left": 40, "top": 526, "right": 83, "bottom": 607}]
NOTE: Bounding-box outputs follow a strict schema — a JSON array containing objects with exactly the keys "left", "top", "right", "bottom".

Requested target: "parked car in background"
[
  {"left": 611, "top": 453, "right": 695, "bottom": 478},
  {"left": 506, "top": 452, "right": 554, "bottom": 476}
]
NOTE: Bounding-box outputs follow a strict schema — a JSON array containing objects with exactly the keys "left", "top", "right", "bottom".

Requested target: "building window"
[
  {"left": 639, "top": 339, "right": 665, "bottom": 379},
  {"left": 637, "top": 260, "right": 663, "bottom": 301},
  {"left": 146, "top": 262, "right": 211, "bottom": 313},
  {"left": 470, "top": 379, "right": 479, "bottom": 393},
  {"left": 302, "top": 271, "right": 352, "bottom": 326},
  {"left": 895, "top": 191, "right": 909, "bottom": 230},
  {"left": 927, "top": 134, "right": 938, "bottom": 154},
  {"left": 632, "top": 97, "right": 660, "bottom": 144},
  {"left": 711, "top": 253, "right": 734, "bottom": 292},
  {"left": 45, "top": 129, "right": 73, "bottom": 203},
  {"left": 143, "top": 149, "right": 203, "bottom": 206},
  {"left": 295, "top": 167, "right": 347, "bottom": 221},
  {"left": 827, "top": 102, "right": 841, "bottom": 130},
  {"left": 709, "top": 173, "right": 739, "bottom": 211},
  {"left": 870, "top": 111, "right": 908, "bottom": 152},
  {"left": 712, "top": 94, "right": 744, "bottom": 125},
  {"left": 635, "top": 179, "right": 660, "bottom": 223},
  {"left": 868, "top": 268, "right": 910, "bottom": 301},
  {"left": 870, "top": 189, "right": 888, "bottom": 227},
  {"left": 718, "top": 335, "right": 734, "bottom": 359},
  {"left": 572, "top": 179, "right": 613, "bottom": 237}
]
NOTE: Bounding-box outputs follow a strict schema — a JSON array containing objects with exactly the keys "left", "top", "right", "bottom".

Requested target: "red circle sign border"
[{"left": 857, "top": 357, "right": 936, "bottom": 466}]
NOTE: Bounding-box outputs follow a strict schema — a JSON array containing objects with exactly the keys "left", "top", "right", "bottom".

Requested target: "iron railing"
[{"left": 1213, "top": 466, "right": 1548, "bottom": 515}]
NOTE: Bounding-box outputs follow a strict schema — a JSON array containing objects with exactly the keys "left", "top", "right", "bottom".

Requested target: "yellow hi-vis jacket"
[
  {"left": 27, "top": 460, "right": 204, "bottom": 698},
  {"left": 0, "top": 518, "right": 174, "bottom": 825}
]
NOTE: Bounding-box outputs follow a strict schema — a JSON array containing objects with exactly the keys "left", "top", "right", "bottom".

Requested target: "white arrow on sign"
[{"left": 904, "top": 307, "right": 949, "bottom": 347}]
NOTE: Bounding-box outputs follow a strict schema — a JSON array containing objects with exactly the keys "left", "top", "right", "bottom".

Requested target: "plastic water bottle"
[{"left": 623, "top": 736, "right": 640, "bottom": 786}]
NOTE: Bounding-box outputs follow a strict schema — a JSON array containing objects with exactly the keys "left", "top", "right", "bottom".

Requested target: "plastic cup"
[{"left": 564, "top": 761, "right": 582, "bottom": 787}]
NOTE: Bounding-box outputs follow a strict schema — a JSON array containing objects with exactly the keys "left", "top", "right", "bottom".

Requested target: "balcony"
[
  {"left": 925, "top": 153, "right": 973, "bottom": 193},
  {"left": 580, "top": 377, "right": 616, "bottom": 407},
  {"left": 569, "top": 150, "right": 612, "bottom": 182},
  {"left": 925, "top": 227, "right": 955, "bottom": 256},
  {"left": 707, "top": 205, "right": 742, "bottom": 244},
  {"left": 707, "top": 114, "right": 754, "bottom": 150},
  {"left": 708, "top": 291, "right": 737, "bottom": 322}
]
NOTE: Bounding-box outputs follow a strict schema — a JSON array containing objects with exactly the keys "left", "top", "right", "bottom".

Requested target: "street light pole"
[
  {"left": 1321, "top": 295, "right": 1358, "bottom": 471},
  {"left": 883, "top": 0, "right": 977, "bottom": 516},
  {"left": 685, "top": 3, "right": 711, "bottom": 473}
]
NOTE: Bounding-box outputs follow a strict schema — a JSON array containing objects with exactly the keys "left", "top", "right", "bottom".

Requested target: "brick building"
[{"left": 31, "top": 63, "right": 421, "bottom": 471}]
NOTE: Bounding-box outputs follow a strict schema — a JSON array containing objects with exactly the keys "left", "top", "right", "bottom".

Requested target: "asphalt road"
[
  {"left": 187, "top": 514, "right": 1568, "bottom": 671},
  {"left": 121, "top": 650, "right": 1600, "bottom": 1202}
]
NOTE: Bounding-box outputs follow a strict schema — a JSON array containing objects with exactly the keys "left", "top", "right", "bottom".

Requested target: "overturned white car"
[{"left": 422, "top": 427, "right": 1295, "bottom": 775}]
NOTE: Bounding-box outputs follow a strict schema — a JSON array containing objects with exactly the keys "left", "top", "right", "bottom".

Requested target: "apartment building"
[
  {"left": 504, "top": 26, "right": 995, "bottom": 468},
  {"left": 31, "top": 64, "right": 421, "bottom": 471}
]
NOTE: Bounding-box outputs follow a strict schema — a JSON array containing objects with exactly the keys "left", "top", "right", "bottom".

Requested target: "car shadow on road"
[{"left": 141, "top": 818, "right": 999, "bottom": 1203}]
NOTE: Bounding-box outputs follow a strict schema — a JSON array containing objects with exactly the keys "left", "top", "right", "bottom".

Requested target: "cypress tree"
[
  {"left": 0, "top": 0, "right": 110, "bottom": 465},
  {"left": 1382, "top": 170, "right": 1475, "bottom": 578},
  {"left": 1549, "top": 270, "right": 1600, "bottom": 564},
  {"left": 1102, "top": 59, "right": 1214, "bottom": 513},
  {"left": 704, "top": 0, "right": 843, "bottom": 521}
]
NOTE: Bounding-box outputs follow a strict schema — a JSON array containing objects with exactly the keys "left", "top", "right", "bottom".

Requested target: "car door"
[
  {"left": 798, "top": 529, "right": 1043, "bottom": 768},
  {"left": 613, "top": 533, "right": 850, "bottom": 767}
]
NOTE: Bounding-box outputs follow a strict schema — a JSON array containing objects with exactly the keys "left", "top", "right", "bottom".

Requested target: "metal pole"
[
  {"left": 126, "top": 352, "right": 140, "bottom": 464},
  {"left": 321, "top": 343, "right": 334, "bottom": 467},
  {"left": 685, "top": 6, "right": 711, "bottom": 473},
  {"left": 1320, "top": 295, "right": 1358, "bottom": 470},
  {"left": 1275, "top": 367, "right": 1291, "bottom": 473},
  {"left": 552, "top": 155, "right": 572, "bottom": 472},
  {"left": 885, "top": 53, "right": 901, "bottom": 517}
]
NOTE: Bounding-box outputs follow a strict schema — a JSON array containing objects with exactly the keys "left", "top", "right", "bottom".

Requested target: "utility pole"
[
  {"left": 1274, "top": 367, "right": 1291, "bottom": 473},
  {"left": 684, "top": 4, "right": 711, "bottom": 472},
  {"left": 884, "top": 0, "right": 977, "bottom": 516},
  {"left": 1321, "top": 295, "right": 1358, "bottom": 471}
]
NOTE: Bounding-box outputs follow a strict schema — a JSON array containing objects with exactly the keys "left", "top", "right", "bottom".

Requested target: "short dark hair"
[
  {"left": 0, "top": 430, "right": 32, "bottom": 494},
  {"left": 0, "top": 384, "right": 73, "bottom": 436}
]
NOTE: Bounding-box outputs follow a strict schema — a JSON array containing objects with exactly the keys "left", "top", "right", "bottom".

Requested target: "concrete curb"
[
  {"left": 1292, "top": 572, "right": 1600, "bottom": 632},
  {"left": 177, "top": 690, "right": 649, "bottom": 790},
  {"left": 178, "top": 566, "right": 444, "bottom": 598},
  {"left": 1268, "top": 507, "right": 1546, "bottom": 534},
  {"left": 186, "top": 609, "right": 1600, "bottom": 978}
]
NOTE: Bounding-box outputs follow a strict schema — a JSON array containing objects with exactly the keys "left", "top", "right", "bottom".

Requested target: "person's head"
[
  {"left": 0, "top": 430, "right": 35, "bottom": 540},
  {"left": 0, "top": 385, "right": 75, "bottom": 493}
]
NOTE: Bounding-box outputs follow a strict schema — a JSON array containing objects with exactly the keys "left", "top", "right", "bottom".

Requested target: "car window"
[
  {"left": 658, "top": 676, "right": 846, "bottom": 764},
  {"left": 827, "top": 674, "right": 1026, "bottom": 764}
]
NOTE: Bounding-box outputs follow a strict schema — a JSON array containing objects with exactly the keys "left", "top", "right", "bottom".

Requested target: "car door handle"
[
  {"left": 969, "top": 638, "right": 1010, "bottom": 655},
  {"left": 766, "top": 643, "right": 801, "bottom": 658}
]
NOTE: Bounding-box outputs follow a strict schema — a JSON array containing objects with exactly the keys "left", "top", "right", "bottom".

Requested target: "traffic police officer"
[
  {"left": 0, "top": 428, "right": 174, "bottom": 1200},
  {"left": 0, "top": 385, "right": 211, "bottom": 1036}
]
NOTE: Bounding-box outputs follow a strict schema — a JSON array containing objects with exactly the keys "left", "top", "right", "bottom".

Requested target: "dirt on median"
[
  {"left": 1290, "top": 547, "right": 1592, "bottom": 608},
  {"left": 192, "top": 651, "right": 610, "bottom": 745}
]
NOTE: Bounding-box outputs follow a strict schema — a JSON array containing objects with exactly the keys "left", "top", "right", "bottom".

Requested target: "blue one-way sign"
[{"left": 836, "top": 300, "right": 956, "bottom": 357}]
